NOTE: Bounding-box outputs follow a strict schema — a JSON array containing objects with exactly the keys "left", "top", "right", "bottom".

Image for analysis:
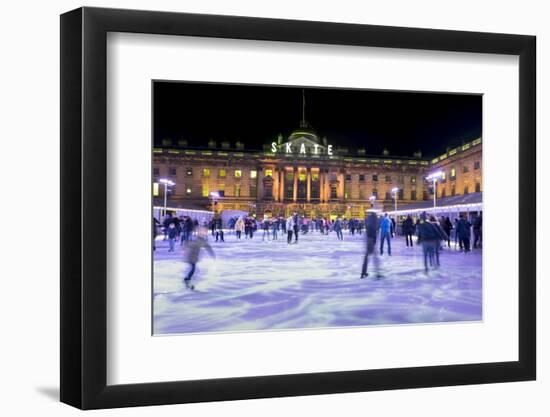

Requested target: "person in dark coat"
[
  {"left": 292, "top": 212, "right": 300, "bottom": 243},
  {"left": 473, "top": 213, "right": 482, "bottom": 249},
  {"left": 214, "top": 217, "right": 224, "bottom": 242},
  {"left": 402, "top": 215, "right": 414, "bottom": 247},
  {"left": 334, "top": 217, "right": 344, "bottom": 240},
  {"left": 456, "top": 215, "right": 472, "bottom": 252},
  {"left": 153, "top": 217, "right": 160, "bottom": 250},
  {"left": 417, "top": 212, "right": 443, "bottom": 273},
  {"left": 167, "top": 223, "right": 178, "bottom": 252},
  {"left": 361, "top": 211, "right": 381, "bottom": 279},
  {"left": 442, "top": 217, "right": 453, "bottom": 248}
]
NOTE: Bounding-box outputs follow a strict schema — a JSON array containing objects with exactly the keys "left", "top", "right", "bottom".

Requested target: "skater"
[
  {"left": 272, "top": 217, "right": 279, "bottom": 240},
  {"left": 286, "top": 215, "right": 294, "bottom": 244},
  {"left": 402, "top": 215, "right": 414, "bottom": 247},
  {"left": 214, "top": 217, "right": 224, "bottom": 242},
  {"left": 167, "top": 223, "right": 177, "bottom": 252},
  {"left": 390, "top": 217, "right": 396, "bottom": 238},
  {"left": 262, "top": 218, "right": 271, "bottom": 241},
  {"left": 292, "top": 212, "right": 300, "bottom": 243},
  {"left": 379, "top": 213, "right": 392, "bottom": 255},
  {"left": 473, "top": 213, "right": 482, "bottom": 249},
  {"left": 235, "top": 216, "right": 244, "bottom": 239},
  {"left": 152, "top": 217, "right": 160, "bottom": 251},
  {"left": 182, "top": 227, "right": 215, "bottom": 290},
  {"left": 456, "top": 215, "right": 472, "bottom": 252},
  {"left": 162, "top": 213, "right": 174, "bottom": 240},
  {"left": 334, "top": 217, "right": 344, "bottom": 240},
  {"left": 417, "top": 212, "right": 441, "bottom": 273},
  {"left": 442, "top": 217, "right": 453, "bottom": 248},
  {"left": 361, "top": 210, "right": 381, "bottom": 279}
]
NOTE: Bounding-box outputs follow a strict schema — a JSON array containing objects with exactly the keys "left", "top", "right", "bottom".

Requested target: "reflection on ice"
[{"left": 153, "top": 232, "right": 482, "bottom": 335}]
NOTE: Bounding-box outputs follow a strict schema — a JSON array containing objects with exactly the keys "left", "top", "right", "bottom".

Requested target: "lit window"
[
  {"left": 234, "top": 170, "right": 242, "bottom": 178},
  {"left": 450, "top": 168, "right": 456, "bottom": 178},
  {"left": 312, "top": 173, "right": 319, "bottom": 181},
  {"left": 265, "top": 169, "right": 273, "bottom": 178},
  {"left": 186, "top": 187, "right": 192, "bottom": 195},
  {"left": 410, "top": 176, "right": 416, "bottom": 184},
  {"left": 153, "top": 182, "right": 159, "bottom": 197},
  {"left": 202, "top": 184, "right": 209, "bottom": 197},
  {"left": 202, "top": 168, "right": 210, "bottom": 178},
  {"left": 218, "top": 169, "right": 226, "bottom": 178},
  {"left": 250, "top": 170, "right": 257, "bottom": 179},
  {"left": 299, "top": 173, "right": 306, "bottom": 181},
  {"left": 186, "top": 168, "right": 193, "bottom": 176}
]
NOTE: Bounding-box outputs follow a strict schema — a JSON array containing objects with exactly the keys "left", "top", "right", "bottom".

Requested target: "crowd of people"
[{"left": 155, "top": 209, "right": 482, "bottom": 288}]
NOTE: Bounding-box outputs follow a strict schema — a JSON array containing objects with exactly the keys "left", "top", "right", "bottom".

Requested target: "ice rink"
[{"left": 153, "top": 230, "right": 482, "bottom": 335}]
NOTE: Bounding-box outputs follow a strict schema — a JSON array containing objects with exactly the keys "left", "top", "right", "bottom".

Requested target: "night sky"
[{"left": 153, "top": 81, "right": 482, "bottom": 158}]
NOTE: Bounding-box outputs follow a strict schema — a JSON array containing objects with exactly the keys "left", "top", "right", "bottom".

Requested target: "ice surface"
[{"left": 153, "top": 230, "right": 482, "bottom": 335}]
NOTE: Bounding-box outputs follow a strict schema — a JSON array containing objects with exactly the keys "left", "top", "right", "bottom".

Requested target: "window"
[
  {"left": 234, "top": 170, "right": 242, "bottom": 178},
  {"left": 398, "top": 189, "right": 404, "bottom": 200},
  {"left": 186, "top": 168, "right": 193, "bottom": 176},
  {"left": 451, "top": 184, "right": 456, "bottom": 196},
  {"left": 397, "top": 175, "right": 404, "bottom": 184},
  {"left": 410, "top": 190, "right": 417, "bottom": 200},
  {"left": 450, "top": 168, "right": 456, "bottom": 179},
  {"left": 464, "top": 185, "right": 469, "bottom": 194},
  {"left": 250, "top": 170, "right": 257, "bottom": 179},
  {"left": 218, "top": 168, "right": 226, "bottom": 178},
  {"left": 372, "top": 174, "right": 378, "bottom": 182},
  {"left": 299, "top": 173, "right": 306, "bottom": 181},
  {"left": 153, "top": 167, "right": 159, "bottom": 176},
  {"left": 169, "top": 167, "right": 176, "bottom": 176},
  {"left": 385, "top": 175, "right": 391, "bottom": 183},
  {"left": 345, "top": 174, "right": 352, "bottom": 181},
  {"left": 410, "top": 176, "right": 416, "bottom": 184},
  {"left": 234, "top": 184, "right": 241, "bottom": 197},
  {"left": 264, "top": 169, "right": 272, "bottom": 178},
  {"left": 385, "top": 191, "right": 391, "bottom": 200},
  {"left": 312, "top": 173, "right": 319, "bottom": 181},
  {"left": 202, "top": 168, "right": 210, "bottom": 178},
  {"left": 202, "top": 184, "right": 209, "bottom": 197},
  {"left": 475, "top": 182, "right": 481, "bottom": 192},
  {"left": 153, "top": 182, "right": 159, "bottom": 197},
  {"left": 250, "top": 184, "right": 257, "bottom": 197},
  {"left": 359, "top": 174, "right": 365, "bottom": 181},
  {"left": 330, "top": 185, "right": 338, "bottom": 199},
  {"left": 474, "top": 161, "right": 481, "bottom": 170},
  {"left": 463, "top": 165, "right": 469, "bottom": 173},
  {"left": 186, "top": 187, "right": 192, "bottom": 196}
]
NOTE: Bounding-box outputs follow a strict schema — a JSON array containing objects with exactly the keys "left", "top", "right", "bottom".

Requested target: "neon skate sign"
[{"left": 271, "top": 141, "right": 333, "bottom": 156}]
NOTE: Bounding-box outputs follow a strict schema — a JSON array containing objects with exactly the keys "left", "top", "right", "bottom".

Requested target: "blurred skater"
[
  {"left": 361, "top": 210, "right": 381, "bottom": 279},
  {"left": 182, "top": 227, "right": 215, "bottom": 290}
]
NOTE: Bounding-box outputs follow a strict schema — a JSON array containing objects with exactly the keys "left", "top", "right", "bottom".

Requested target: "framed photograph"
[{"left": 60, "top": 7, "right": 536, "bottom": 409}]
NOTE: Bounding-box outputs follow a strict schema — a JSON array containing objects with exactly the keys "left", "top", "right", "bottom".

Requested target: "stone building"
[{"left": 153, "top": 124, "right": 482, "bottom": 219}]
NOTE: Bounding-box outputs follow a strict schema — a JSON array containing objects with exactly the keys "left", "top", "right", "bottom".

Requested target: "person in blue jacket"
[{"left": 379, "top": 213, "right": 392, "bottom": 255}]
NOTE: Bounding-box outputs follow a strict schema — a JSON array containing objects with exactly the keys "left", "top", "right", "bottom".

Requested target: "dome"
[{"left": 287, "top": 125, "right": 321, "bottom": 144}]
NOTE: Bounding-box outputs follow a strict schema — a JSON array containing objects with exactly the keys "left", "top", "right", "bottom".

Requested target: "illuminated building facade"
[{"left": 153, "top": 125, "right": 482, "bottom": 219}]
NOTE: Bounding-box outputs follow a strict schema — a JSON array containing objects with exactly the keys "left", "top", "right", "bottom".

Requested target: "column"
[
  {"left": 279, "top": 169, "right": 285, "bottom": 201},
  {"left": 306, "top": 168, "right": 311, "bottom": 202},
  {"left": 273, "top": 168, "right": 279, "bottom": 201},
  {"left": 338, "top": 171, "right": 344, "bottom": 199},
  {"left": 319, "top": 170, "right": 324, "bottom": 202},
  {"left": 293, "top": 167, "right": 298, "bottom": 202},
  {"left": 257, "top": 168, "right": 264, "bottom": 201}
]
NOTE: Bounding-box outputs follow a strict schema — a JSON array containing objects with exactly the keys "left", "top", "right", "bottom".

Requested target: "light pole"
[
  {"left": 159, "top": 178, "right": 175, "bottom": 219},
  {"left": 391, "top": 187, "right": 399, "bottom": 212},
  {"left": 426, "top": 171, "right": 444, "bottom": 210}
]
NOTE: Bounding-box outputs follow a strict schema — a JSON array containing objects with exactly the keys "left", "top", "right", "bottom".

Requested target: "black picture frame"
[{"left": 60, "top": 6, "right": 536, "bottom": 410}]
